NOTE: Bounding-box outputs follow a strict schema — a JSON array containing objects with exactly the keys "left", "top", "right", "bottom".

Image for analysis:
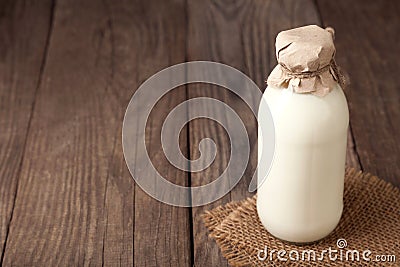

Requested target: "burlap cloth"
[{"left": 203, "top": 168, "right": 400, "bottom": 266}]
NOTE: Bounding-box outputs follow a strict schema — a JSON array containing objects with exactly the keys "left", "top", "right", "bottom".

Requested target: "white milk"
[{"left": 257, "top": 84, "right": 349, "bottom": 243}]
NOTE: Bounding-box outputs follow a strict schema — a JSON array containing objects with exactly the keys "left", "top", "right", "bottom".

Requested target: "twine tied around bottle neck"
[{"left": 278, "top": 58, "right": 346, "bottom": 89}]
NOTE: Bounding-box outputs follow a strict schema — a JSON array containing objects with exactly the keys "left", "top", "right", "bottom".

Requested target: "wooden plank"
[
  {"left": 0, "top": 0, "right": 53, "bottom": 263},
  {"left": 2, "top": 0, "right": 120, "bottom": 264},
  {"left": 186, "top": 0, "right": 322, "bottom": 265},
  {"left": 130, "top": 0, "right": 192, "bottom": 265},
  {"left": 101, "top": 1, "right": 191, "bottom": 266},
  {"left": 317, "top": 0, "right": 400, "bottom": 187},
  {"left": 2, "top": 0, "right": 191, "bottom": 266}
]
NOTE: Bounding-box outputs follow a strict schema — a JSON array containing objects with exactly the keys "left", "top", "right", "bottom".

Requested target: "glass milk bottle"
[{"left": 257, "top": 25, "right": 349, "bottom": 243}]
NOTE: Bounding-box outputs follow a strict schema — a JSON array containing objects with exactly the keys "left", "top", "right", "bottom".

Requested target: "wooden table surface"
[{"left": 0, "top": 0, "right": 399, "bottom": 266}]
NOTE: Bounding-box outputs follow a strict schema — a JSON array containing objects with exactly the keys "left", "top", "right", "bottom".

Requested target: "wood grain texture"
[
  {"left": 2, "top": 0, "right": 121, "bottom": 264},
  {"left": 317, "top": 0, "right": 400, "bottom": 187},
  {"left": 130, "top": 0, "right": 191, "bottom": 266},
  {"left": 0, "top": 0, "right": 53, "bottom": 263},
  {"left": 0, "top": 0, "right": 399, "bottom": 265},
  {"left": 1, "top": 0, "right": 191, "bottom": 265},
  {"left": 186, "top": 0, "right": 321, "bottom": 265}
]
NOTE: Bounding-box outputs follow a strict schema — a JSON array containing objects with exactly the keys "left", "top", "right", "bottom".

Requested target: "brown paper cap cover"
[{"left": 267, "top": 25, "right": 342, "bottom": 96}]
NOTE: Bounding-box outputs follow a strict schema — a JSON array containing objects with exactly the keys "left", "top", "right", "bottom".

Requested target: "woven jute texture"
[{"left": 203, "top": 168, "right": 400, "bottom": 266}]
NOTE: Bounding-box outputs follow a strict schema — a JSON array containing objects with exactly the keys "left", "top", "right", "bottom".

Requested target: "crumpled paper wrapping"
[{"left": 267, "top": 25, "right": 343, "bottom": 97}]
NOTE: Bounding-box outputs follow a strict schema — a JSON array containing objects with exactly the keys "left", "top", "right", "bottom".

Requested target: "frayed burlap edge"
[
  {"left": 202, "top": 168, "right": 400, "bottom": 267},
  {"left": 203, "top": 198, "right": 258, "bottom": 266}
]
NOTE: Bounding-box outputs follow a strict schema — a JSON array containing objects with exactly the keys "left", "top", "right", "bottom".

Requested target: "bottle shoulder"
[{"left": 259, "top": 84, "right": 349, "bottom": 140}]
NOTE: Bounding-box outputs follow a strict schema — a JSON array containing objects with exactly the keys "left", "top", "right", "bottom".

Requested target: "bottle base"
[{"left": 257, "top": 199, "right": 343, "bottom": 244}]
